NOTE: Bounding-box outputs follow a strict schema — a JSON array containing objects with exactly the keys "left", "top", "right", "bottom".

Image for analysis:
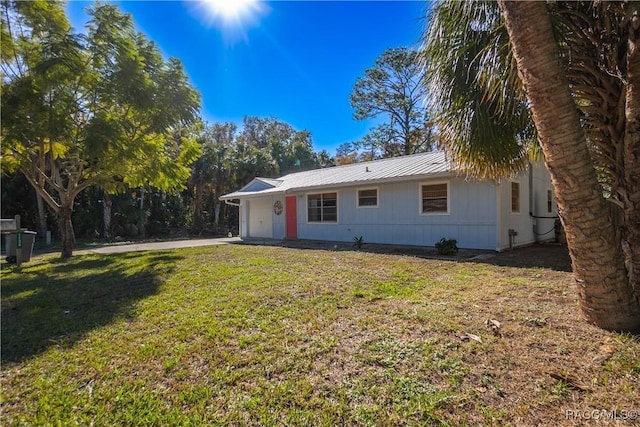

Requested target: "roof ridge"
[{"left": 280, "top": 150, "right": 447, "bottom": 179}]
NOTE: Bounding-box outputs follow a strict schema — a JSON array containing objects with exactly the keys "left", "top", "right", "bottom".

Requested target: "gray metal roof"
[{"left": 220, "top": 151, "right": 454, "bottom": 200}]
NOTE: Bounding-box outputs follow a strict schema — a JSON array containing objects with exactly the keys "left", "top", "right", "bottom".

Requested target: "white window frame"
[
  {"left": 357, "top": 187, "right": 379, "bottom": 208},
  {"left": 511, "top": 181, "right": 521, "bottom": 214},
  {"left": 419, "top": 181, "right": 450, "bottom": 215},
  {"left": 306, "top": 191, "right": 339, "bottom": 224}
]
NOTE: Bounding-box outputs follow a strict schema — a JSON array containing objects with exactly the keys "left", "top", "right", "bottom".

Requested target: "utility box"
[{"left": 5, "top": 230, "right": 37, "bottom": 263}]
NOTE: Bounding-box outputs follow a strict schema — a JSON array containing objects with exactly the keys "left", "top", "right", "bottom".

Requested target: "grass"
[{"left": 1, "top": 244, "right": 638, "bottom": 426}]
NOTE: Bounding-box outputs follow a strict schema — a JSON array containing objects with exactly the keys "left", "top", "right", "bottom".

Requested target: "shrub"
[
  {"left": 353, "top": 235, "right": 364, "bottom": 250},
  {"left": 435, "top": 238, "right": 458, "bottom": 255}
]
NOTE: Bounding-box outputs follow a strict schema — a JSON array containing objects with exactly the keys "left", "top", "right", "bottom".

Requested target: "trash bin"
[{"left": 5, "top": 230, "right": 37, "bottom": 263}]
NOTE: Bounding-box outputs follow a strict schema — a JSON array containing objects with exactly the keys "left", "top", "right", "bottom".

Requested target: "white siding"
[
  {"left": 272, "top": 196, "right": 286, "bottom": 239},
  {"left": 496, "top": 161, "right": 556, "bottom": 251},
  {"left": 531, "top": 161, "right": 557, "bottom": 242},
  {"left": 292, "top": 177, "right": 499, "bottom": 250},
  {"left": 497, "top": 177, "right": 532, "bottom": 250}
]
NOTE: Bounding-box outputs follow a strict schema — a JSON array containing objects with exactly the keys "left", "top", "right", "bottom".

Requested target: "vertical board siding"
[{"left": 293, "top": 178, "right": 499, "bottom": 250}]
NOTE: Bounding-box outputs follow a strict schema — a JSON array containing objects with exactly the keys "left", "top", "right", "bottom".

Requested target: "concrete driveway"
[{"left": 88, "top": 237, "right": 241, "bottom": 254}]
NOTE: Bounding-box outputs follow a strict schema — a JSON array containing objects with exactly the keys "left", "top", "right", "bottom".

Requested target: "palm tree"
[{"left": 422, "top": 1, "right": 640, "bottom": 332}]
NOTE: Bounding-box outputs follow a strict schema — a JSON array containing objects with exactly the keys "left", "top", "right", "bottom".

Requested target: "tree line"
[
  {"left": 2, "top": 0, "right": 639, "bottom": 331},
  {"left": 0, "top": 2, "right": 338, "bottom": 255},
  {"left": 1, "top": 1, "right": 429, "bottom": 257}
]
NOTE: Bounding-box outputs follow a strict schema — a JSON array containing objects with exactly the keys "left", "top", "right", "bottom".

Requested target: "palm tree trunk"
[
  {"left": 623, "top": 2, "right": 640, "bottom": 296},
  {"left": 498, "top": 0, "right": 640, "bottom": 332}
]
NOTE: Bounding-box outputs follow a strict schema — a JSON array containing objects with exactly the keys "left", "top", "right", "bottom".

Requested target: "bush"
[
  {"left": 353, "top": 235, "right": 364, "bottom": 250},
  {"left": 435, "top": 238, "right": 458, "bottom": 255}
]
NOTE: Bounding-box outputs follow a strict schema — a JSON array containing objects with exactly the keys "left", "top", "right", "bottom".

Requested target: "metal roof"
[{"left": 220, "top": 151, "right": 454, "bottom": 200}]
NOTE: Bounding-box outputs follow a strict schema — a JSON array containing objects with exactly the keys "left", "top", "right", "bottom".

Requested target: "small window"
[
  {"left": 421, "top": 183, "right": 448, "bottom": 214},
  {"left": 307, "top": 192, "right": 337, "bottom": 222},
  {"left": 511, "top": 182, "right": 520, "bottom": 213},
  {"left": 358, "top": 188, "right": 378, "bottom": 207},
  {"left": 547, "top": 190, "right": 553, "bottom": 213}
]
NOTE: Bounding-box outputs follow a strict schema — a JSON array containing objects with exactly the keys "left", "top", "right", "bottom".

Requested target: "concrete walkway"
[{"left": 88, "top": 237, "right": 241, "bottom": 254}]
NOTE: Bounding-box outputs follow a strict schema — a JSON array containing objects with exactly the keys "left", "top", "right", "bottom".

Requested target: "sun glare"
[
  {"left": 185, "top": 0, "right": 270, "bottom": 45},
  {"left": 189, "top": 0, "right": 266, "bottom": 43},
  {"left": 202, "top": 0, "right": 257, "bottom": 21}
]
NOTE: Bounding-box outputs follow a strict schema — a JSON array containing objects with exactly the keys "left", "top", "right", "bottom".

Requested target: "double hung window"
[{"left": 307, "top": 192, "right": 337, "bottom": 222}]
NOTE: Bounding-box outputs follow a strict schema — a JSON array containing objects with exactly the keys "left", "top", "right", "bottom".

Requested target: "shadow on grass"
[
  {"left": 1, "top": 252, "right": 181, "bottom": 364},
  {"left": 236, "top": 238, "right": 572, "bottom": 272}
]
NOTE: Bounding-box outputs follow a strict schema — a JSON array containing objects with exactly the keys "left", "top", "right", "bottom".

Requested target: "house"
[{"left": 219, "top": 151, "right": 558, "bottom": 251}]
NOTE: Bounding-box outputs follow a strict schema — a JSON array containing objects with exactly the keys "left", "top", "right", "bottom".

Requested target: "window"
[
  {"left": 511, "top": 182, "right": 520, "bottom": 213},
  {"left": 358, "top": 188, "right": 378, "bottom": 207},
  {"left": 547, "top": 190, "right": 553, "bottom": 213},
  {"left": 421, "top": 183, "right": 448, "bottom": 214},
  {"left": 307, "top": 192, "right": 337, "bottom": 222}
]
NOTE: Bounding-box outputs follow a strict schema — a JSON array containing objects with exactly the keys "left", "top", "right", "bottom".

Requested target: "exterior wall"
[
  {"left": 496, "top": 161, "right": 556, "bottom": 251},
  {"left": 241, "top": 195, "right": 287, "bottom": 239},
  {"left": 272, "top": 196, "right": 286, "bottom": 239},
  {"left": 530, "top": 161, "right": 557, "bottom": 242},
  {"left": 497, "top": 175, "right": 533, "bottom": 250},
  {"left": 289, "top": 177, "right": 499, "bottom": 250}
]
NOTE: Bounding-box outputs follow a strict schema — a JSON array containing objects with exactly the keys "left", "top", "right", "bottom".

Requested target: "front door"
[{"left": 285, "top": 196, "right": 297, "bottom": 239}]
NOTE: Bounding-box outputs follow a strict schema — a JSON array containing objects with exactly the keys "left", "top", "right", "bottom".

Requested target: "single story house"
[{"left": 219, "top": 151, "right": 558, "bottom": 251}]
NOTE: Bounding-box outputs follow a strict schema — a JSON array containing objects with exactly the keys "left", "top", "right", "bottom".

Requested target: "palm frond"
[{"left": 420, "top": 0, "right": 538, "bottom": 179}]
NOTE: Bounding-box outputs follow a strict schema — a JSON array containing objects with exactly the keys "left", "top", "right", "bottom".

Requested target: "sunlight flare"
[
  {"left": 188, "top": 0, "right": 267, "bottom": 42},
  {"left": 201, "top": 0, "right": 258, "bottom": 22}
]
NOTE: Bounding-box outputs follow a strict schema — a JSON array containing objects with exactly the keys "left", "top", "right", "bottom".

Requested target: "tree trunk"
[
  {"left": 58, "top": 203, "right": 74, "bottom": 259},
  {"left": 138, "top": 188, "right": 146, "bottom": 239},
  {"left": 36, "top": 192, "right": 47, "bottom": 236},
  {"left": 498, "top": 0, "right": 640, "bottom": 332},
  {"left": 193, "top": 185, "right": 204, "bottom": 232},
  {"left": 214, "top": 200, "right": 221, "bottom": 228},
  {"left": 622, "top": 2, "right": 640, "bottom": 296},
  {"left": 103, "top": 191, "right": 112, "bottom": 239}
]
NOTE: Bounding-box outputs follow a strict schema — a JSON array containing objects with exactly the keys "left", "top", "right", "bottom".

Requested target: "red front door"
[{"left": 285, "top": 196, "right": 297, "bottom": 239}]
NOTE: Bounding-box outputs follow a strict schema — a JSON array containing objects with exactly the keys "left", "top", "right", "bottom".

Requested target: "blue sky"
[{"left": 66, "top": 1, "right": 428, "bottom": 155}]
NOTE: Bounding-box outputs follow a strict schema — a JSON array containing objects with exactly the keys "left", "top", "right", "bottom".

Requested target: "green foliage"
[
  {"left": 352, "top": 235, "right": 364, "bottom": 250},
  {"left": 435, "top": 238, "right": 458, "bottom": 256},
  {"left": 421, "top": 1, "right": 537, "bottom": 179},
  {"left": 188, "top": 117, "right": 334, "bottom": 233},
  {"left": 1, "top": 0, "right": 201, "bottom": 256},
  {"left": 350, "top": 47, "right": 434, "bottom": 159}
]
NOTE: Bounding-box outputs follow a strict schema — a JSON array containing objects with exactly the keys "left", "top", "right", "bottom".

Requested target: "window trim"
[
  {"left": 511, "top": 181, "right": 521, "bottom": 214},
  {"left": 306, "top": 191, "right": 339, "bottom": 224},
  {"left": 357, "top": 187, "right": 379, "bottom": 208},
  {"left": 419, "top": 181, "right": 450, "bottom": 215}
]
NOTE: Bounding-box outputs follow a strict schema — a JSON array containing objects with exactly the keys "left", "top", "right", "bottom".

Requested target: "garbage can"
[{"left": 5, "top": 230, "right": 37, "bottom": 263}]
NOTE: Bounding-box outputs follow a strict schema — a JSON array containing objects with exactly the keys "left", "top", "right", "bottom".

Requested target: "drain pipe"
[{"left": 224, "top": 199, "right": 241, "bottom": 207}]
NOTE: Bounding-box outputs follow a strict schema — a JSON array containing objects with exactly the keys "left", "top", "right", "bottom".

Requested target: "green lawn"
[{"left": 1, "top": 245, "right": 638, "bottom": 426}]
